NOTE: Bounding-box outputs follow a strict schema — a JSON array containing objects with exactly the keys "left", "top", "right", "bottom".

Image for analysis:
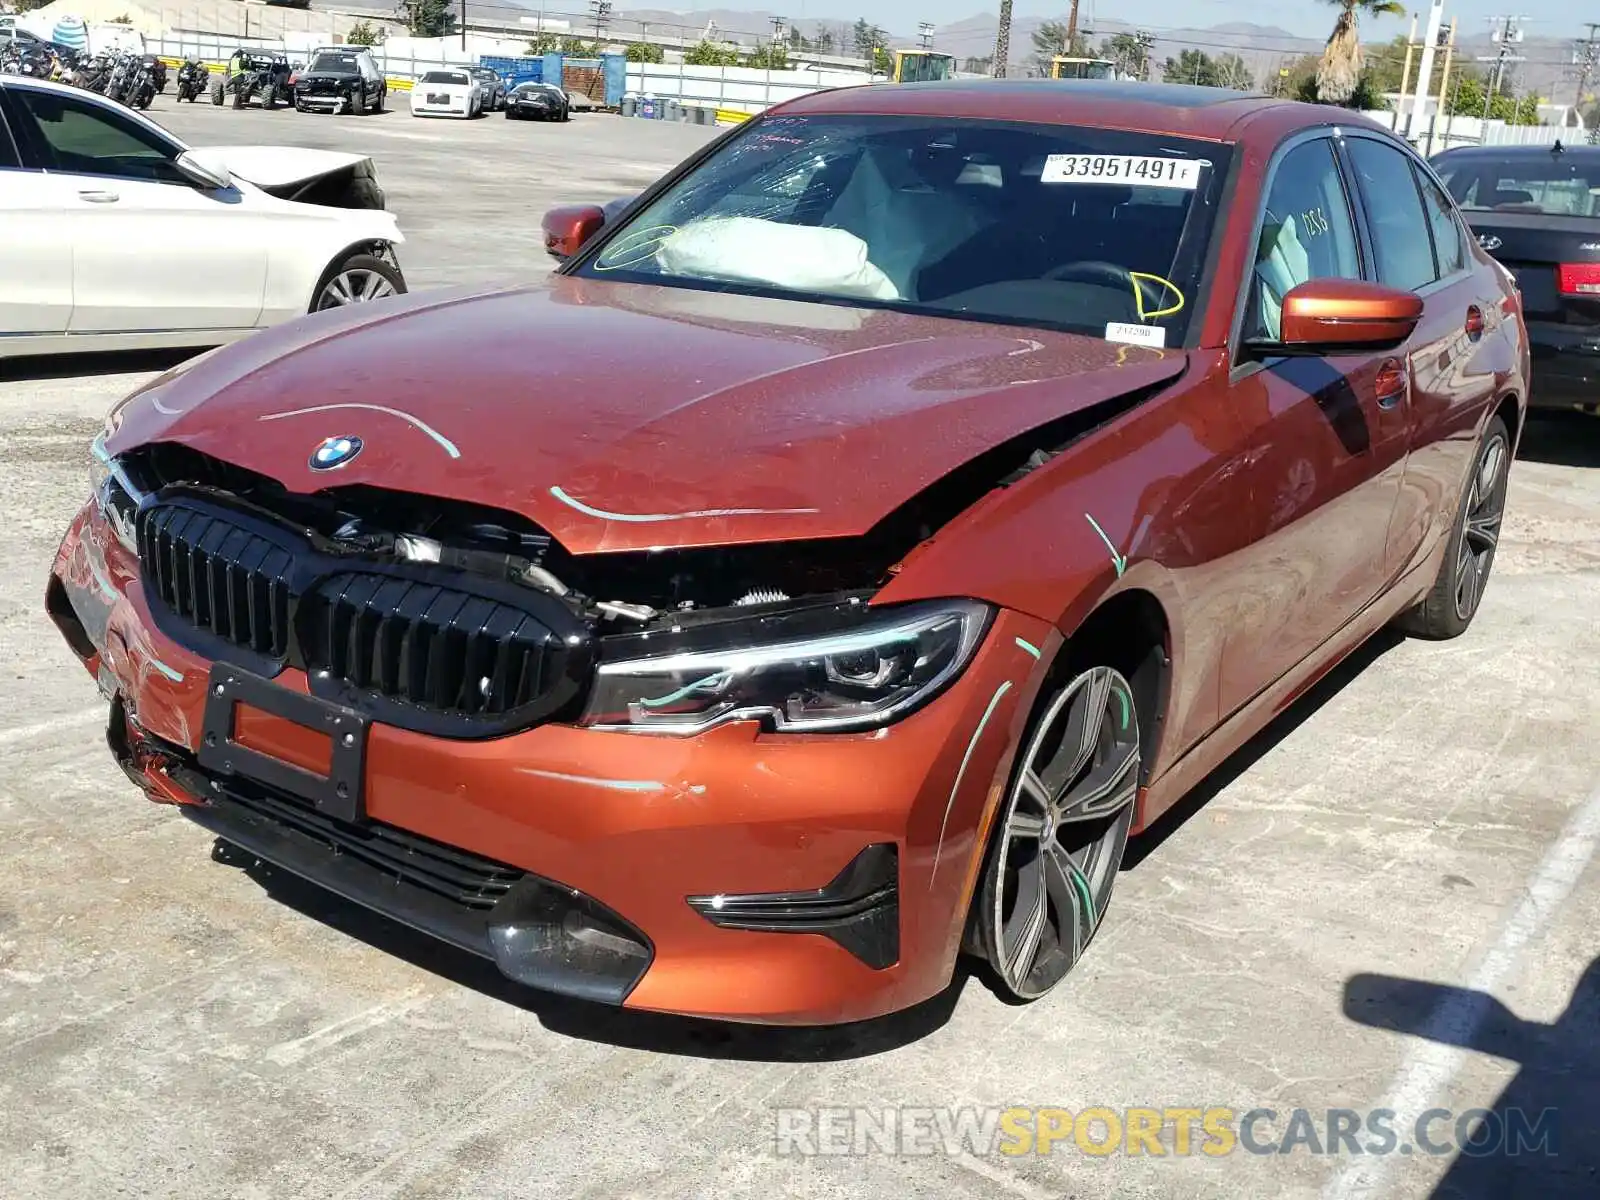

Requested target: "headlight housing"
[
  {"left": 88, "top": 429, "right": 142, "bottom": 550},
  {"left": 579, "top": 598, "right": 993, "bottom": 735}
]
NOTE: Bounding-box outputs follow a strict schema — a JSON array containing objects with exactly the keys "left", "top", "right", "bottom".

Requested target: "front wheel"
[
  {"left": 1393, "top": 413, "right": 1512, "bottom": 640},
  {"left": 310, "top": 252, "right": 406, "bottom": 312},
  {"left": 974, "top": 663, "right": 1140, "bottom": 1002},
  {"left": 210, "top": 79, "right": 224, "bottom": 105}
]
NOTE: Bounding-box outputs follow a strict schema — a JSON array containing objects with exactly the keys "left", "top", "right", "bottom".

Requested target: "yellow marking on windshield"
[{"left": 1130, "top": 272, "right": 1185, "bottom": 322}]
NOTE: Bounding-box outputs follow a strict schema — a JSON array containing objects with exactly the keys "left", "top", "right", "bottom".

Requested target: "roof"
[
  {"left": 1434, "top": 141, "right": 1599, "bottom": 159},
  {"left": 774, "top": 79, "right": 1295, "bottom": 142}
]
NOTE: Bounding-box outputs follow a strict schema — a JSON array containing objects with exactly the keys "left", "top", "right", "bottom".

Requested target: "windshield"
[
  {"left": 309, "top": 53, "right": 357, "bottom": 72},
  {"left": 898, "top": 53, "right": 952, "bottom": 83},
  {"left": 421, "top": 70, "right": 468, "bottom": 84},
  {"left": 577, "top": 114, "right": 1228, "bottom": 342},
  {"left": 1435, "top": 152, "right": 1600, "bottom": 217}
]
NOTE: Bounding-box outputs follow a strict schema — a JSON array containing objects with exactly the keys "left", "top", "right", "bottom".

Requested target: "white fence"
[{"left": 624, "top": 62, "right": 869, "bottom": 114}]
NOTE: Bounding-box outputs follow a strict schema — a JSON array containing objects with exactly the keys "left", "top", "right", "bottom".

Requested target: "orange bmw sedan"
[{"left": 49, "top": 80, "right": 1528, "bottom": 1024}]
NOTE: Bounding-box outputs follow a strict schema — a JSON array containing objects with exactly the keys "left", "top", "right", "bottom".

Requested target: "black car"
[
  {"left": 294, "top": 47, "right": 386, "bottom": 115},
  {"left": 505, "top": 81, "right": 569, "bottom": 122},
  {"left": 1433, "top": 141, "right": 1600, "bottom": 412},
  {"left": 469, "top": 65, "right": 506, "bottom": 111}
]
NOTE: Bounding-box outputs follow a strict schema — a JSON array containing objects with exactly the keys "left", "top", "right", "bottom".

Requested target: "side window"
[
  {"left": 0, "top": 101, "right": 21, "bottom": 171},
  {"left": 1412, "top": 163, "right": 1466, "bottom": 277},
  {"left": 1246, "top": 138, "right": 1362, "bottom": 342},
  {"left": 9, "top": 86, "right": 184, "bottom": 184},
  {"left": 1344, "top": 137, "right": 1436, "bottom": 292}
]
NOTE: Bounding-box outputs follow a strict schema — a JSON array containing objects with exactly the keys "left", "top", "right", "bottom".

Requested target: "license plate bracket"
[{"left": 199, "top": 664, "right": 369, "bottom": 824}]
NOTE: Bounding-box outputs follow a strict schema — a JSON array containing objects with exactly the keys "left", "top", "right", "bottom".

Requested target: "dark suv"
[{"left": 294, "top": 47, "right": 386, "bottom": 115}]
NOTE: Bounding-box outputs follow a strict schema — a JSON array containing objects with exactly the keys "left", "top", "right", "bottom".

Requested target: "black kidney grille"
[
  {"left": 301, "top": 573, "right": 568, "bottom": 717},
  {"left": 137, "top": 504, "right": 293, "bottom": 658}
]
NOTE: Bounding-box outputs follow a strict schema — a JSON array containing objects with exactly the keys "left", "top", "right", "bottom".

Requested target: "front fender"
[{"left": 878, "top": 353, "right": 1255, "bottom": 775}]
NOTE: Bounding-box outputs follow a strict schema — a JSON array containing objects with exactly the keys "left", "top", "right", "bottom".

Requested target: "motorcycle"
[
  {"left": 142, "top": 54, "right": 168, "bottom": 94},
  {"left": 70, "top": 51, "right": 115, "bottom": 93},
  {"left": 174, "top": 57, "right": 208, "bottom": 102},
  {"left": 101, "top": 52, "right": 137, "bottom": 103},
  {"left": 0, "top": 43, "right": 58, "bottom": 80},
  {"left": 123, "top": 55, "right": 157, "bottom": 108}
]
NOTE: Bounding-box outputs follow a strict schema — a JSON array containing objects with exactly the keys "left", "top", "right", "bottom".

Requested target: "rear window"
[
  {"left": 420, "top": 70, "right": 468, "bottom": 85},
  {"left": 309, "top": 53, "right": 357, "bottom": 72},
  {"left": 1435, "top": 153, "right": 1600, "bottom": 217},
  {"left": 579, "top": 113, "right": 1230, "bottom": 344}
]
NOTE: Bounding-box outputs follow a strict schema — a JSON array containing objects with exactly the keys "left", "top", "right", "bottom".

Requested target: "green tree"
[
  {"left": 1099, "top": 32, "right": 1148, "bottom": 79},
  {"left": 684, "top": 40, "right": 741, "bottom": 67},
  {"left": 624, "top": 41, "right": 662, "bottom": 63},
  {"left": 1295, "top": 70, "right": 1389, "bottom": 109},
  {"left": 395, "top": 0, "right": 455, "bottom": 39},
  {"left": 12, "top": 0, "right": 53, "bottom": 11},
  {"left": 1315, "top": 0, "right": 1406, "bottom": 104},
  {"left": 1211, "top": 52, "right": 1256, "bottom": 91},
  {"left": 559, "top": 36, "right": 595, "bottom": 55},
  {"left": 873, "top": 46, "right": 894, "bottom": 74},
  {"left": 1163, "top": 49, "right": 1222, "bottom": 86},
  {"left": 962, "top": 55, "right": 993, "bottom": 73},
  {"left": 814, "top": 30, "right": 835, "bottom": 53},
  {"left": 1032, "top": 19, "right": 1089, "bottom": 72},
  {"left": 746, "top": 43, "right": 792, "bottom": 69},
  {"left": 346, "top": 21, "right": 383, "bottom": 46},
  {"left": 525, "top": 33, "right": 560, "bottom": 55}
]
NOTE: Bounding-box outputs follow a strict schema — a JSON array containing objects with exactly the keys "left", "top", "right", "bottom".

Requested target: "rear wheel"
[
  {"left": 1394, "top": 413, "right": 1511, "bottom": 640},
  {"left": 310, "top": 252, "right": 405, "bottom": 312},
  {"left": 975, "top": 663, "right": 1140, "bottom": 1002},
  {"left": 210, "top": 79, "right": 224, "bottom": 105}
]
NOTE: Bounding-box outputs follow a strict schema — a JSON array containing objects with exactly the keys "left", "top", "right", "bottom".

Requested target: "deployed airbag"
[{"left": 656, "top": 217, "right": 900, "bottom": 301}]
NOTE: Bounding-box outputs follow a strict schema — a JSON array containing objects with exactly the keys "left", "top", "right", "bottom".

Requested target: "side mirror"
[
  {"left": 541, "top": 204, "right": 607, "bottom": 260},
  {"left": 175, "top": 148, "right": 233, "bottom": 191},
  {"left": 1266, "top": 277, "right": 1424, "bottom": 352}
]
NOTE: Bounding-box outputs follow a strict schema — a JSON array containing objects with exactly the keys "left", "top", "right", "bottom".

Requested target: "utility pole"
[
  {"left": 1066, "top": 0, "right": 1080, "bottom": 53},
  {"left": 1429, "top": 16, "right": 1459, "bottom": 155},
  {"left": 993, "top": 0, "right": 1012, "bottom": 78},
  {"left": 589, "top": 0, "right": 611, "bottom": 45},
  {"left": 1477, "top": 15, "right": 1526, "bottom": 126},
  {"left": 1572, "top": 23, "right": 1599, "bottom": 113},
  {"left": 1135, "top": 30, "right": 1154, "bottom": 81},
  {"left": 917, "top": 21, "right": 934, "bottom": 51},
  {"left": 1405, "top": 0, "right": 1445, "bottom": 141}
]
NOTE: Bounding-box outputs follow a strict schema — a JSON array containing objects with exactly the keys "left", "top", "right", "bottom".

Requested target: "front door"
[
  {"left": 0, "top": 95, "right": 72, "bottom": 336},
  {"left": 1219, "top": 133, "right": 1412, "bottom": 717},
  {"left": 6, "top": 84, "right": 267, "bottom": 334}
]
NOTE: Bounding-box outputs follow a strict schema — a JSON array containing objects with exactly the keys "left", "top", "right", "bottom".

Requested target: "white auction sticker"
[
  {"left": 1041, "top": 154, "right": 1203, "bottom": 189},
  {"left": 1105, "top": 322, "right": 1167, "bottom": 348}
]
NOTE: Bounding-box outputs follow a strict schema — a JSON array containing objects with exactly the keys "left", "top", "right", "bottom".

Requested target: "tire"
[
  {"left": 262, "top": 88, "right": 276, "bottom": 111},
  {"left": 210, "top": 79, "right": 224, "bottom": 105},
  {"left": 373, "top": 87, "right": 384, "bottom": 113},
  {"left": 1393, "top": 413, "right": 1512, "bottom": 640},
  {"left": 971, "top": 662, "right": 1141, "bottom": 1003},
  {"left": 309, "top": 252, "right": 406, "bottom": 313}
]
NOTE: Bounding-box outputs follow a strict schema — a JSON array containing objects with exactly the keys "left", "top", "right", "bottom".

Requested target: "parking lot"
[{"left": 2, "top": 97, "right": 1599, "bottom": 1200}]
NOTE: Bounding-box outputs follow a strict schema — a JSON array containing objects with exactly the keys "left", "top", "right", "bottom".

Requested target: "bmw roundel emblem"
[{"left": 310, "top": 435, "right": 363, "bottom": 471}]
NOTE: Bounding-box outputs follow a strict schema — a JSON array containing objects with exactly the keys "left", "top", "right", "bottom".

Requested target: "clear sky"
[{"left": 673, "top": 0, "right": 1584, "bottom": 42}]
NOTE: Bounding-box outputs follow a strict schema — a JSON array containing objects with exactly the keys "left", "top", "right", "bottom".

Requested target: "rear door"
[
  {"left": 0, "top": 84, "right": 74, "bottom": 336},
  {"left": 6, "top": 82, "right": 267, "bottom": 333},
  {"left": 1339, "top": 132, "right": 1498, "bottom": 579},
  {"left": 1433, "top": 150, "right": 1600, "bottom": 406}
]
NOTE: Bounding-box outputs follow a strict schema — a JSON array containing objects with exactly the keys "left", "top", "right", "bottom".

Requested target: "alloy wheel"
[
  {"left": 987, "top": 665, "right": 1139, "bottom": 1000},
  {"left": 315, "top": 268, "right": 397, "bottom": 310},
  {"left": 1453, "top": 431, "right": 1509, "bottom": 623}
]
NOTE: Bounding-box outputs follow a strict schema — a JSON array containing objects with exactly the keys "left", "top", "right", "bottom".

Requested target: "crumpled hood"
[
  {"left": 198, "top": 145, "right": 374, "bottom": 189},
  {"left": 106, "top": 275, "right": 1186, "bottom": 554}
]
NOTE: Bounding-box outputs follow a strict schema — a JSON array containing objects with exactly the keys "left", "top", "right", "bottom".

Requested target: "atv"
[{"left": 210, "top": 48, "right": 292, "bottom": 109}]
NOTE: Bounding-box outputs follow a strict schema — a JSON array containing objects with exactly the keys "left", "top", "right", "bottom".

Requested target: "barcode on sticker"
[
  {"left": 1106, "top": 322, "right": 1167, "bottom": 348},
  {"left": 1041, "top": 155, "right": 1202, "bottom": 189}
]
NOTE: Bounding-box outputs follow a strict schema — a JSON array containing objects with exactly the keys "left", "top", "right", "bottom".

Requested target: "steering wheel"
[{"left": 1042, "top": 259, "right": 1137, "bottom": 291}]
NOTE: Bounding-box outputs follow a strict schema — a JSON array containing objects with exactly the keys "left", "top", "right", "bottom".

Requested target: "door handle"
[
  {"left": 77, "top": 189, "right": 119, "bottom": 203},
  {"left": 1374, "top": 357, "right": 1408, "bottom": 410}
]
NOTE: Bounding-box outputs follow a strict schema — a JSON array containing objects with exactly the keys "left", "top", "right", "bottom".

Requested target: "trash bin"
[
  {"left": 620, "top": 94, "right": 637, "bottom": 117},
  {"left": 639, "top": 95, "right": 655, "bottom": 119}
]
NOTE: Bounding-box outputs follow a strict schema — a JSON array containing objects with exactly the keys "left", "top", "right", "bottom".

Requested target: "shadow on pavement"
[
  {"left": 1516, "top": 411, "right": 1600, "bottom": 469},
  {"left": 219, "top": 842, "right": 968, "bottom": 1061},
  {"left": 1124, "top": 626, "right": 1406, "bottom": 868},
  {"left": 0, "top": 347, "right": 200, "bottom": 383},
  {"left": 1342, "top": 957, "right": 1599, "bottom": 1197}
]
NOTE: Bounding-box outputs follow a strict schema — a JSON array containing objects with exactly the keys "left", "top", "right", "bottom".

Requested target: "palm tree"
[
  {"left": 993, "top": 0, "right": 1011, "bottom": 77},
  {"left": 1315, "top": 0, "right": 1405, "bottom": 105}
]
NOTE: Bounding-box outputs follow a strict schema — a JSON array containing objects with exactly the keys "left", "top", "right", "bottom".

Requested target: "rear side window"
[
  {"left": 1413, "top": 164, "right": 1466, "bottom": 277},
  {"left": 0, "top": 99, "right": 21, "bottom": 170},
  {"left": 1345, "top": 138, "right": 1435, "bottom": 292}
]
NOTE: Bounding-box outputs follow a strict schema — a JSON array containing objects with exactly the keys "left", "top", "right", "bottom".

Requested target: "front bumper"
[{"left": 49, "top": 500, "right": 1053, "bottom": 1024}]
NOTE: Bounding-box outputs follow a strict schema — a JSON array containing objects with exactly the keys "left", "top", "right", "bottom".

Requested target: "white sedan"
[
  {"left": 408, "top": 69, "right": 481, "bottom": 119},
  {"left": 0, "top": 76, "right": 408, "bottom": 359}
]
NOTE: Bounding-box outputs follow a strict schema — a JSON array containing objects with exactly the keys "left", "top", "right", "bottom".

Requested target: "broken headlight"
[
  {"left": 579, "top": 598, "right": 992, "bottom": 735},
  {"left": 89, "top": 428, "right": 141, "bottom": 551}
]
